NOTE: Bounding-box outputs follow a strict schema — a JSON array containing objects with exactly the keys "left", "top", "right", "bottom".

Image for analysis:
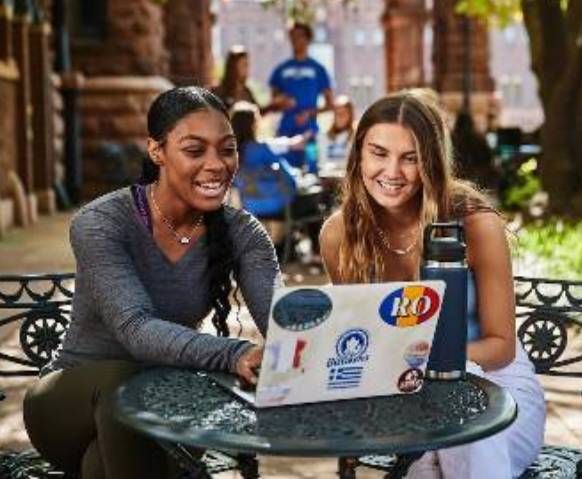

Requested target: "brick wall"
[
  {"left": 79, "top": 76, "right": 173, "bottom": 200},
  {"left": 383, "top": 0, "right": 427, "bottom": 91},
  {"left": 164, "top": 0, "right": 213, "bottom": 86},
  {"left": 71, "top": 0, "right": 169, "bottom": 77},
  {"left": 433, "top": 0, "right": 494, "bottom": 94}
]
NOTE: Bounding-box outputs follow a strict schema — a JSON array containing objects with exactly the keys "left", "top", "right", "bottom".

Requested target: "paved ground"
[{"left": 1, "top": 211, "right": 581, "bottom": 478}]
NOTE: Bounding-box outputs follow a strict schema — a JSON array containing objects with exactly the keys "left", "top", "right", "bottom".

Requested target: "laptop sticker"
[
  {"left": 265, "top": 339, "right": 309, "bottom": 373},
  {"left": 256, "top": 384, "right": 291, "bottom": 405},
  {"left": 272, "top": 288, "right": 332, "bottom": 331},
  {"left": 378, "top": 285, "right": 441, "bottom": 327},
  {"left": 327, "top": 328, "right": 369, "bottom": 390},
  {"left": 397, "top": 368, "right": 424, "bottom": 393},
  {"left": 404, "top": 340, "right": 430, "bottom": 369}
]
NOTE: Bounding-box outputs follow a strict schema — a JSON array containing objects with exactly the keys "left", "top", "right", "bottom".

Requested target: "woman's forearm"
[{"left": 467, "top": 336, "right": 516, "bottom": 371}]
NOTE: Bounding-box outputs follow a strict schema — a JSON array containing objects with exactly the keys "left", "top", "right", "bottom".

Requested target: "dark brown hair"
[
  {"left": 218, "top": 45, "right": 248, "bottom": 102},
  {"left": 289, "top": 21, "right": 313, "bottom": 41}
]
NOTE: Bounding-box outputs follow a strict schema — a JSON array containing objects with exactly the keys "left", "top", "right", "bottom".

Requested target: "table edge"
[{"left": 112, "top": 371, "right": 518, "bottom": 457}]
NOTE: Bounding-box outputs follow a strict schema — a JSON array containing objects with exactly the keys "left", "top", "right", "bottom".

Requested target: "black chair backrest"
[
  {"left": 0, "top": 273, "right": 75, "bottom": 376},
  {"left": 1, "top": 273, "right": 581, "bottom": 378},
  {"left": 514, "top": 276, "right": 582, "bottom": 376}
]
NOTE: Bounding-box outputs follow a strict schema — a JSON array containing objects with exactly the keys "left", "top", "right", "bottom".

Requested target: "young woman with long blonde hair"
[{"left": 320, "top": 90, "right": 545, "bottom": 478}]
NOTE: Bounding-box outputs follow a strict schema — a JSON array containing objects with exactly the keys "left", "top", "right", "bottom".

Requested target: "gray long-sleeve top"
[{"left": 46, "top": 187, "right": 281, "bottom": 375}]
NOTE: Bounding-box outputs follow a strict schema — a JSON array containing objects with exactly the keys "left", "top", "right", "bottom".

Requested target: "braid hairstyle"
[
  {"left": 141, "top": 86, "right": 238, "bottom": 337},
  {"left": 205, "top": 207, "right": 239, "bottom": 337}
]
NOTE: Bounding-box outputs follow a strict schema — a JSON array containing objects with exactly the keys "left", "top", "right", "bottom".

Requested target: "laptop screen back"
[{"left": 253, "top": 280, "right": 446, "bottom": 407}]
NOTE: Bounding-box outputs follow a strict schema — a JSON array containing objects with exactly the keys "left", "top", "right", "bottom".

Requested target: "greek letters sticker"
[
  {"left": 272, "top": 289, "right": 332, "bottom": 331},
  {"left": 379, "top": 285, "right": 440, "bottom": 327},
  {"left": 326, "top": 328, "right": 369, "bottom": 390}
]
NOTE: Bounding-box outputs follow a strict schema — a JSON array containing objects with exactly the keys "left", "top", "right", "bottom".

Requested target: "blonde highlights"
[{"left": 338, "top": 89, "right": 490, "bottom": 283}]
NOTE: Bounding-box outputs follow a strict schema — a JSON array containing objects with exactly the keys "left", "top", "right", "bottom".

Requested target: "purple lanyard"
[{"left": 131, "top": 184, "right": 153, "bottom": 233}]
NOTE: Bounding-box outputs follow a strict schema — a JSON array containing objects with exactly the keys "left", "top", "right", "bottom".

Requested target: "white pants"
[{"left": 406, "top": 343, "right": 546, "bottom": 479}]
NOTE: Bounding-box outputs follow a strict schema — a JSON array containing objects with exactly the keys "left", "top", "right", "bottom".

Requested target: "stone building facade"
[
  {"left": 0, "top": 0, "right": 58, "bottom": 235},
  {"left": 431, "top": 0, "right": 495, "bottom": 131},
  {"left": 69, "top": 0, "right": 213, "bottom": 200},
  {"left": 0, "top": 0, "right": 494, "bottom": 237},
  {"left": 382, "top": 0, "right": 495, "bottom": 131},
  {"left": 0, "top": 0, "right": 213, "bottom": 236}
]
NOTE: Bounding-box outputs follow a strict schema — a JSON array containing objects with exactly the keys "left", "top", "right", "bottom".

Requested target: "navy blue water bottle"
[{"left": 421, "top": 222, "right": 468, "bottom": 380}]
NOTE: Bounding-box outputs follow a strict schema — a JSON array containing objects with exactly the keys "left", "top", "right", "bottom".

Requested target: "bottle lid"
[{"left": 423, "top": 222, "right": 466, "bottom": 262}]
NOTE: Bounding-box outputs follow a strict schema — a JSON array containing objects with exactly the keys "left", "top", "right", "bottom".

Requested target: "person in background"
[
  {"left": 269, "top": 21, "right": 334, "bottom": 168},
  {"left": 319, "top": 90, "right": 545, "bottom": 478},
  {"left": 23, "top": 87, "right": 280, "bottom": 479},
  {"left": 231, "top": 101, "right": 301, "bottom": 217},
  {"left": 230, "top": 101, "right": 301, "bottom": 258},
  {"left": 212, "top": 45, "right": 258, "bottom": 111},
  {"left": 318, "top": 94, "right": 355, "bottom": 174}
]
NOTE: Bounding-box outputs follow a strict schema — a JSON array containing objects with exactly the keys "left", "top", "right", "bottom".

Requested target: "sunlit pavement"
[{"left": 1, "top": 211, "right": 581, "bottom": 477}]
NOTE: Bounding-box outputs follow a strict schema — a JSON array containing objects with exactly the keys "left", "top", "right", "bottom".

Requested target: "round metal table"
[{"left": 112, "top": 367, "right": 516, "bottom": 460}]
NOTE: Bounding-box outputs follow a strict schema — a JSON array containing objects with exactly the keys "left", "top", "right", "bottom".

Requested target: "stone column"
[
  {"left": 71, "top": 0, "right": 168, "bottom": 77},
  {"left": 66, "top": 0, "right": 173, "bottom": 200},
  {"left": 383, "top": 0, "right": 428, "bottom": 91},
  {"left": 29, "top": 1, "right": 55, "bottom": 214},
  {"left": 0, "top": 0, "right": 20, "bottom": 235},
  {"left": 164, "top": 0, "right": 213, "bottom": 86},
  {"left": 80, "top": 76, "right": 173, "bottom": 200},
  {"left": 433, "top": 0, "right": 494, "bottom": 130},
  {"left": 12, "top": 0, "right": 35, "bottom": 224},
  {"left": 0, "top": 0, "right": 13, "bottom": 59}
]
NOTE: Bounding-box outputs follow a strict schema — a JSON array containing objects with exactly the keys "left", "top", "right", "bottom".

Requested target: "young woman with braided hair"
[
  {"left": 24, "top": 86, "right": 280, "bottom": 479},
  {"left": 320, "top": 90, "right": 545, "bottom": 478}
]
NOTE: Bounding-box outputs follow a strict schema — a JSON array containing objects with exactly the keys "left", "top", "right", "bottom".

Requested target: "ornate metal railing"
[
  {"left": 515, "top": 276, "right": 582, "bottom": 376},
  {"left": 1, "top": 273, "right": 582, "bottom": 478},
  {"left": 0, "top": 273, "right": 75, "bottom": 376},
  {"left": 2, "top": 274, "right": 582, "bottom": 378}
]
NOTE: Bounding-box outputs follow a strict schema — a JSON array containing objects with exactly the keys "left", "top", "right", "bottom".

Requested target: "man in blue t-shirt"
[{"left": 269, "top": 22, "right": 333, "bottom": 167}]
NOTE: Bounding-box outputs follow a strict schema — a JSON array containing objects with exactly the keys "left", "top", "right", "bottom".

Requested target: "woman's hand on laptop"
[{"left": 236, "top": 345, "right": 263, "bottom": 386}]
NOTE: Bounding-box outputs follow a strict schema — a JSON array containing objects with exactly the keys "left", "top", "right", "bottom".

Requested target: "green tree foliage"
[
  {"left": 259, "top": 0, "right": 357, "bottom": 23},
  {"left": 456, "top": 0, "right": 522, "bottom": 26},
  {"left": 513, "top": 218, "right": 582, "bottom": 279},
  {"left": 457, "top": 0, "right": 582, "bottom": 216}
]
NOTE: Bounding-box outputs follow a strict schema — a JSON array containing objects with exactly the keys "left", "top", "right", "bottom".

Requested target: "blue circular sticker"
[
  {"left": 336, "top": 328, "right": 369, "bottom": 360},
  {"left": 272, "top": 288, "right": 333, "bottom": 331}
]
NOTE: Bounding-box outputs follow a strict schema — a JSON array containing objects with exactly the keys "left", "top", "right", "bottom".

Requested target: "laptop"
[{"left": 211, "top": 280, "right": 446, "bottom": 408}]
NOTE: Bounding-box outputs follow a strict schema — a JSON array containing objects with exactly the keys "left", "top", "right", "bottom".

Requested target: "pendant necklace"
[
  {"left": 150, "top": 185, "right": 203, "bottom": 245},
  {"left": 376, "top": 224, "right": 420, "bottom": 256}
]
